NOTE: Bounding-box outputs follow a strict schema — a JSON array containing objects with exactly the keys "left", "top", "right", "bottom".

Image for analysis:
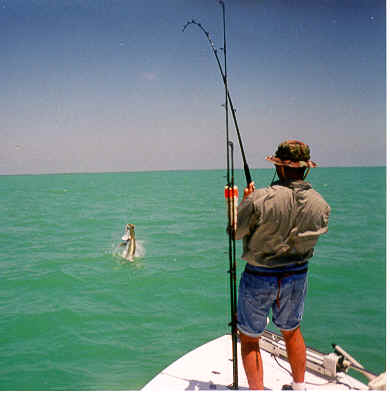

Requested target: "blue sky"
[{"left": 1, "top": 0, "right": 386, "bottom": 175}]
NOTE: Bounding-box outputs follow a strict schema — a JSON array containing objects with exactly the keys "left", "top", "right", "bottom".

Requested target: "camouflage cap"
[{"left": 265, "top": 140, "right": 318, "bottom": 168}]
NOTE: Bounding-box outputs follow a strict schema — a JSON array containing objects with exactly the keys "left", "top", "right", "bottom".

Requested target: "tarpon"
[{"left": 120, "top": 223, "right": 136, "bottom": 261}]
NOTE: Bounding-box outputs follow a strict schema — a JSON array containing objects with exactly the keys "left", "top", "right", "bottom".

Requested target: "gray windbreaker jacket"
[{"left": 235, "top": 180, "right": 330, "bottom": 268}]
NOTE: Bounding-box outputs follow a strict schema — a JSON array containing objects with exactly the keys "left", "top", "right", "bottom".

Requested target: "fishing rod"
[
  {"left": 183, "top": 5, "right": 252, "bottom": 187},
  {"left": 226, "top": 141, "right": 239, "bottom": 390},
  {"left": 184, "top": 1, "right": 239, "bottom": 389},
  {"left": 220, "top": 1, "right": 238, "bottom": 390},
  {"left": 221, "top": 0, "right": 230, "bottom": 185}
]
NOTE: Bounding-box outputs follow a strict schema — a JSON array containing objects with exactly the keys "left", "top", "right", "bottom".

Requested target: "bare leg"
[
  {"left": 281, "top": 327, "right": 306, "bottom": 383},
  {"left": 239, "top": 331, "right": 264, "bottom": 390}
]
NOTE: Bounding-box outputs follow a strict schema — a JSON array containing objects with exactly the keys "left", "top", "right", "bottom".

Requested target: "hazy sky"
[{"left": 1, "top": 0, "right": 386, "bottom": 175}]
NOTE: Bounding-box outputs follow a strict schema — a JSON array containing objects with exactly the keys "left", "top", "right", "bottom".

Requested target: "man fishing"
[{"left": 234, "top": 140, "right": 330, "bottom": 390}]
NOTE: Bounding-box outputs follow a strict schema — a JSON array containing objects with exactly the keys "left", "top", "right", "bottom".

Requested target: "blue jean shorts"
[{"left": 237, "top": 263, "right": 308, "bottom": 338}]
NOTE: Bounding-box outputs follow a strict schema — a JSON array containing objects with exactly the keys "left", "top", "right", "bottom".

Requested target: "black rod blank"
[{"left": 183, "top": 18, "right": 252, "bottom": 186}]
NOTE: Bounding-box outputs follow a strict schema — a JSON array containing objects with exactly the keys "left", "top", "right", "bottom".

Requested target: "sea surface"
[{"left": 0, "top": 167, "right": 386, "bottom": 390}]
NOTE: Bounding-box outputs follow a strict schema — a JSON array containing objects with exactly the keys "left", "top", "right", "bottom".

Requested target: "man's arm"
[{"left": 235, "top": 182, "right": 256, "bottom": 240}]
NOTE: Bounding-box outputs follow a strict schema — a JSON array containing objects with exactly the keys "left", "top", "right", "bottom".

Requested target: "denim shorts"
[{"left": 237, "top": 263, "right": 308, "bottom": 337}]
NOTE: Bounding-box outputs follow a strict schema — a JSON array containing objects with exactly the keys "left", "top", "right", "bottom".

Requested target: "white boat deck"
[{"left": 142, "top": 334, "right": 369, "bottom": 391}]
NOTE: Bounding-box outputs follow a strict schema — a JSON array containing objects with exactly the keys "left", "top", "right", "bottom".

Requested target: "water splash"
[{"left": 112, "top": 240, "right": 145, "bottom": 262}]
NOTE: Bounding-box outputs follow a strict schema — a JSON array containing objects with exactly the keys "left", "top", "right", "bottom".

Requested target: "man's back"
[{"left": 236, "top": 179, "right": 330, "bottom": 268}]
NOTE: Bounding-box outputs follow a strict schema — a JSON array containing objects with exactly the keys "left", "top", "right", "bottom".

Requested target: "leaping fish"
[{"left": 120, "top": 223, "right": 136, "bottom": 261}]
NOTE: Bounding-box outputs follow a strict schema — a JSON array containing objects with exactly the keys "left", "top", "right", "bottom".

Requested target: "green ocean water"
[{"left": 0, "top": 167, "right": 386, "bottom": 390}]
